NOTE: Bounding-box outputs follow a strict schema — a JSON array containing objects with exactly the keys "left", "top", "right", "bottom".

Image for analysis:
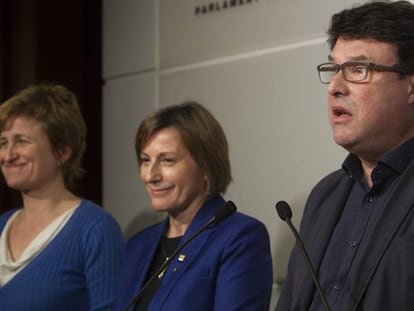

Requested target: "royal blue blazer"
[{"left": 114, "top": 195, "right": 273, "bottom": 311}]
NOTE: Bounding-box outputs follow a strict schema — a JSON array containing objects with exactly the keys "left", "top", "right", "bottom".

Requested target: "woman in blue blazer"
[{"left": 114, "top": 101, "right": 273, "bottom": 311}]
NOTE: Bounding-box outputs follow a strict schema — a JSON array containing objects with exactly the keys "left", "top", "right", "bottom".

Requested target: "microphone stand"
[{"left": 276, "top": 201, "right": 331, "bottom": 311}]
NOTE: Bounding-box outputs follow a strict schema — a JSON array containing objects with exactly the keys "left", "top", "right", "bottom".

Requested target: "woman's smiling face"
[
  {"left": 0, "top": 116, "right": 65, "bottom": 193},
  {"left": 139, "top": 126, "right": 207, "bottom": 217}
]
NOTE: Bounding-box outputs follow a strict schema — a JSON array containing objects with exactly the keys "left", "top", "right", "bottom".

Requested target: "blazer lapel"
[
  {"left": 352, "top": 160, "right": 414, "bottom": 310},
  {"left": 295, "top": 172, "right": 354, "bottom": 308},
  {"left": 125, "top": 220, "right": 167, "bottom": 307},
  {"left": 149, "top": 197, "right": 225, "bottom": 309}
]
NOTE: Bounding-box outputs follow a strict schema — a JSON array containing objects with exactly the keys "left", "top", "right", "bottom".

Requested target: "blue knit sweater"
[{"left": 0, "top": 199, "right": 124, "bottom": 311}]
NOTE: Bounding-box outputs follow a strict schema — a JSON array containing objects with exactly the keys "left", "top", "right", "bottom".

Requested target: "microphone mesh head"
[
  {"left": 275, "top": 201, "right": 293, "bottom": 221},
  {"left": 214, "top": 201, "right": 237, "bottom": 222}
]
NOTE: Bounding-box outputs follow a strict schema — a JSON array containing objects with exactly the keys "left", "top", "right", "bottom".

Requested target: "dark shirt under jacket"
[
  {"left": 309, "top": 137, "right": 414, "bottom": 311},
  {"left": 134, "top": 236, "right": 181, "bottom": 311}
]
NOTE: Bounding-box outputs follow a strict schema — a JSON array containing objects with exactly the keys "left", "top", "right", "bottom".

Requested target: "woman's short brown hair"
[
  {"left": 0, "top": 84, "right": 86, "bottom": 191},
  {"left": 135, "top": 101, "right": 232, "bottom": 195}
]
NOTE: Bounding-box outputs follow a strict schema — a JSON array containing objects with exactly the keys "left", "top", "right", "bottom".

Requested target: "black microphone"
[
  {"left": 122, "top": 200, "right": 237, "bottom": 311},
  {"left": 275, "top": 201, "right": 331, "bottom": 311}
]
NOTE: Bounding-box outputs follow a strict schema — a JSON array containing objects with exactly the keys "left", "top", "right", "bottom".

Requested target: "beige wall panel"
[
  {"left": 160, "top": 0, "right": 357, "bottom": 67},
  {"left": 103, "top": 0, "right": 156, "bottom": 79}
]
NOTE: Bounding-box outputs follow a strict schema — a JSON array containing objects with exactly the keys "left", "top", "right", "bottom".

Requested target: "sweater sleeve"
[{"left": 82, "top": 215, "right": 124, "bottom": 311}]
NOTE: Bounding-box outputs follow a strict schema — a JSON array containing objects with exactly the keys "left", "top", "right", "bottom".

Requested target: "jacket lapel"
[
  {"left": 125, "top": 220, "right": 167, "bottom": 307},
  {"left": 351, "top": 160, "right": 414, "bottom": 310},
  {"left": 295, "top": 171, "right": 354, "bottom": 308},
  {"left": 149, "top": 196, "right": 225, "bottom": 310}
]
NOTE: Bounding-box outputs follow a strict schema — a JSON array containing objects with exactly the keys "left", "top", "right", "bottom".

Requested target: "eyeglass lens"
[{"left": 318, "top": 63, "right": 369, "bottom": 83}]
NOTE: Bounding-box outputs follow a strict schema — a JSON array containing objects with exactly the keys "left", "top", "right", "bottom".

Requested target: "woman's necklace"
[{"left": 157, "top": 235, "right": 181, "bottom": 279}]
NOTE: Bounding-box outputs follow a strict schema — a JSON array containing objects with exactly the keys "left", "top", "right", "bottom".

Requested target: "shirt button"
[
  {"left": 350, "top": 240, "right": 358, "bottom": 247},
  {"left": 333, "top": 284, "right": 341, "bottom": 292},
  {"left": 366, "top": 196, "right": 375, "bottom": 203}
]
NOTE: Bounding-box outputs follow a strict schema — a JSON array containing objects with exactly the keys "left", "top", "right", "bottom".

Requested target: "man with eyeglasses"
[{"left": 276, "top": 1, "right": 414, "bottom": 311}]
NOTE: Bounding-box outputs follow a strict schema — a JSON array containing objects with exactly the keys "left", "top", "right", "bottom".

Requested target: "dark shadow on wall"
[{"left": 123, "top": 210, "right": 166, "bottom": 240}]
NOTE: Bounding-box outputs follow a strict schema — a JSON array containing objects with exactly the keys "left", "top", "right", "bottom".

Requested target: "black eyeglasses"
[{"left": 317, "top": 61, "right": 408, "bottom": 84}]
